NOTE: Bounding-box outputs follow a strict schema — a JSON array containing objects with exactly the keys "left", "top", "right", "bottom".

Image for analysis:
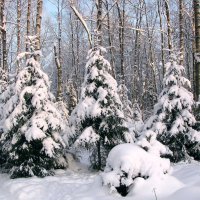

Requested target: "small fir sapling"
[
  {"left": 69, "top": 46, "right": 131, "bottom": 169},
  {"left": 138, "top": 54, "right": 200, "bottom": 162},
  {"left": 0, "top": 36, "right": 67, "bottom": 178}
]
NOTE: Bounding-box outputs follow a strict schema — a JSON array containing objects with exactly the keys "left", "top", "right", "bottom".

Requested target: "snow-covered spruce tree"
[
  {"left": 0, "top": 36, "right": 67, "bottom": 178},
  {"left": 138, "top": 54, "right": 200, "bottom": 162},
  {"left": 69, "top": 46, "right": 132, "bottom": 170}
]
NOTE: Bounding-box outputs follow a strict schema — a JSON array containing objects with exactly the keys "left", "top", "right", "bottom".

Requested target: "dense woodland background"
[{"left": 0, "top": 0, "right": 199, "bottom": 121}]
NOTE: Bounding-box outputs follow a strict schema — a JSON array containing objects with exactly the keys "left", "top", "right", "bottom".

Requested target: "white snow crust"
[{"left": 1, "top": 162, "right": 200, "bottom": 200}]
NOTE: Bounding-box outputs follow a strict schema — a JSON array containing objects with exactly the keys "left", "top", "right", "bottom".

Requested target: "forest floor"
[{"left": 0, "top": 162, "right": 200, "bottom": 200}]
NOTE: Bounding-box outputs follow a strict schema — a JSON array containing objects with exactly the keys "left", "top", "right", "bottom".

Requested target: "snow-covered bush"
[
  {"left": 69, "top": 46, "right": 132, "bottom": 169},
  {"left": 0, "top": 36, "right": 67, "bottom": 178},
  {"left": 101, "top": 143, "right": 170, "bottom": 196},
  {"left": 138, "top": 54, "right": 200, "bottom": 162}
]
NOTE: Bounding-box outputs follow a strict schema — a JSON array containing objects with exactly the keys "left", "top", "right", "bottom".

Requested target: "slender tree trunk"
[
  {"left": 17, "top": 0, "right": 21, "bottom": 71},
  {"left": 165, "top": 0, "right": 173, "bottom": 54},
  {"left": 116, "top": 1, "right": 125, "bottom": 83},
  {"left": 56, "top": 0, "right": 63, "bottom": 101},
  {"left": 194, "top": 0, "right": 200, "bottom": 100},
  {"left": 36, "top": 0, "right": 43, "bottom": 51},
  {"left": 54, "top": 45, "right": 63, "bottom": 101},
  {"left": 70, "top": 13, "right": 76, "bottom": 73},
  {"left": 97, "top": 0, "right": 102, "bottom": 46},
  {"left": 26, "top": 0, "right": 31, "bottom": 53},
  {"left": 179, "top": 0, "right": 184, "bottom": 65},
  {"left": 1, "top": 0, "right": 7, "bottom": 74},
  {"left": 157, "top": 0, "right": 165, "bottom": 76},
  {"left": 105, "top": 0, "right": 116, "bottom": 78},
  {"left": 75, "top": 18, "right": 80, "bottom": 88},
  {"left": 193, "top": 0, "right": 197, "bottom": 98},
  {"left": 57, "top": 0, "right": 62, "bottom": 63},
  {"left": 144, "top": 1, "right": 157, "bottom": 95}
]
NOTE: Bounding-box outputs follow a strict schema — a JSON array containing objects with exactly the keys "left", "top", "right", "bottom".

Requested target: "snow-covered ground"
[{"left": 1, "top": 162, "right": 200, "bottom": 200}]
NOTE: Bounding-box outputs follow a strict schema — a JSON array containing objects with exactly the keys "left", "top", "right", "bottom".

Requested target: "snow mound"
[{"left": 101, "top": 143, "right": 171, "bottom": 196}]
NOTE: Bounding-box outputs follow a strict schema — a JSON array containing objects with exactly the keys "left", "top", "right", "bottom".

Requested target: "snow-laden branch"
[{"left": 70, "top": 5, "right": 92, "bottom": 48}]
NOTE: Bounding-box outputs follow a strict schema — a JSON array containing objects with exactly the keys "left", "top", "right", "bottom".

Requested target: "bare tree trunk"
[
  {"left": 179, "top": 0, "right": 184, "bottom": 65},
  {"left": 36, "top": 0, "right": 43, "bottom": 51},
  {"left": 1, "top": 0, "right": 7, "bottom": 74},
  {"left": 157, "top": 0, "right": 165, "bottom": 76},
  {"left": 97, "top": 0, "right": 102, "bottom": 46},
  {"left": 132, "top": 1, "right": 143, "bottom": 103},
  {"left": 144, "top": 0, "right": 157, "bottom": 95},
  {"left": 70, "top": 12, "right": 76, "bottom": 74},
  {"left": 54, "top": 45, "right": 63, "bottom": 101},
  {"left": 193, "top": 0, "right": 197, "bottom": 98},
  {"left": 194, "top": 0, "right": 200, "bottom": 100},
  {"left": 17, "top": 0, "right": 21, "bottom": 71},
  {"left": 116, "top": 1, "right": 125, "bottom": 83},
  {"left": 26, "top": 0, "right": 31, "bottom": 53},
  {"left": 105, "top": 0, "right": 116, "bottom": 78},
  {"left": 56, "top": 0, "right": 63, "bottom": 101},
  {"left": 57, "top": 0, "right": 62, "bottom": 63},
  {"left": 164, "top": 0, "right": 173, "bottom": 54}
]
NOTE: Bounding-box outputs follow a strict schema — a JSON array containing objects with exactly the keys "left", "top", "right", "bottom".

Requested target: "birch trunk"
[
  {"left": 36, "top": 0, "right": 43, "bottom": 51},
  {"left": 165, "top": 0, "right": 173, "bottom": 53}
]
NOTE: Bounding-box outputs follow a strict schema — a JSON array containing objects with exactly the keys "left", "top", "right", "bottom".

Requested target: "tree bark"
[
  {"left": 165, "top": 0, "right": 173, "bottom": 54},
  {"left": 97, "top": 0, "right": 102, "bottom": 46},
  {"left": 54, "top": 45, "right": 63, "bottom": 101},
  {"left": 194, "top": 0, "right": 200, "bottom": 100},
  {"left": 1, "top": 0, "right": 7, "bottom": 73},
  {"left": 105, "top": 0, "right": 116, "bottom": 78},
  {"left": 179, "top": 0, "right": 184, "bottom": 65},
  {"left": 36, "top": 0, "right": 43, "bottom": 51},
  {"left": 17, "top": 0, "right": 21, "bottom": 71},
  {"left": 26, "top": 0, "right": 31, "bottom": 53},
  {"left": 116, "top": 1, "right": 125, "bottom": 83},
  {"left": 157, "top": 0, "right": 165, "bottom": 76}
]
